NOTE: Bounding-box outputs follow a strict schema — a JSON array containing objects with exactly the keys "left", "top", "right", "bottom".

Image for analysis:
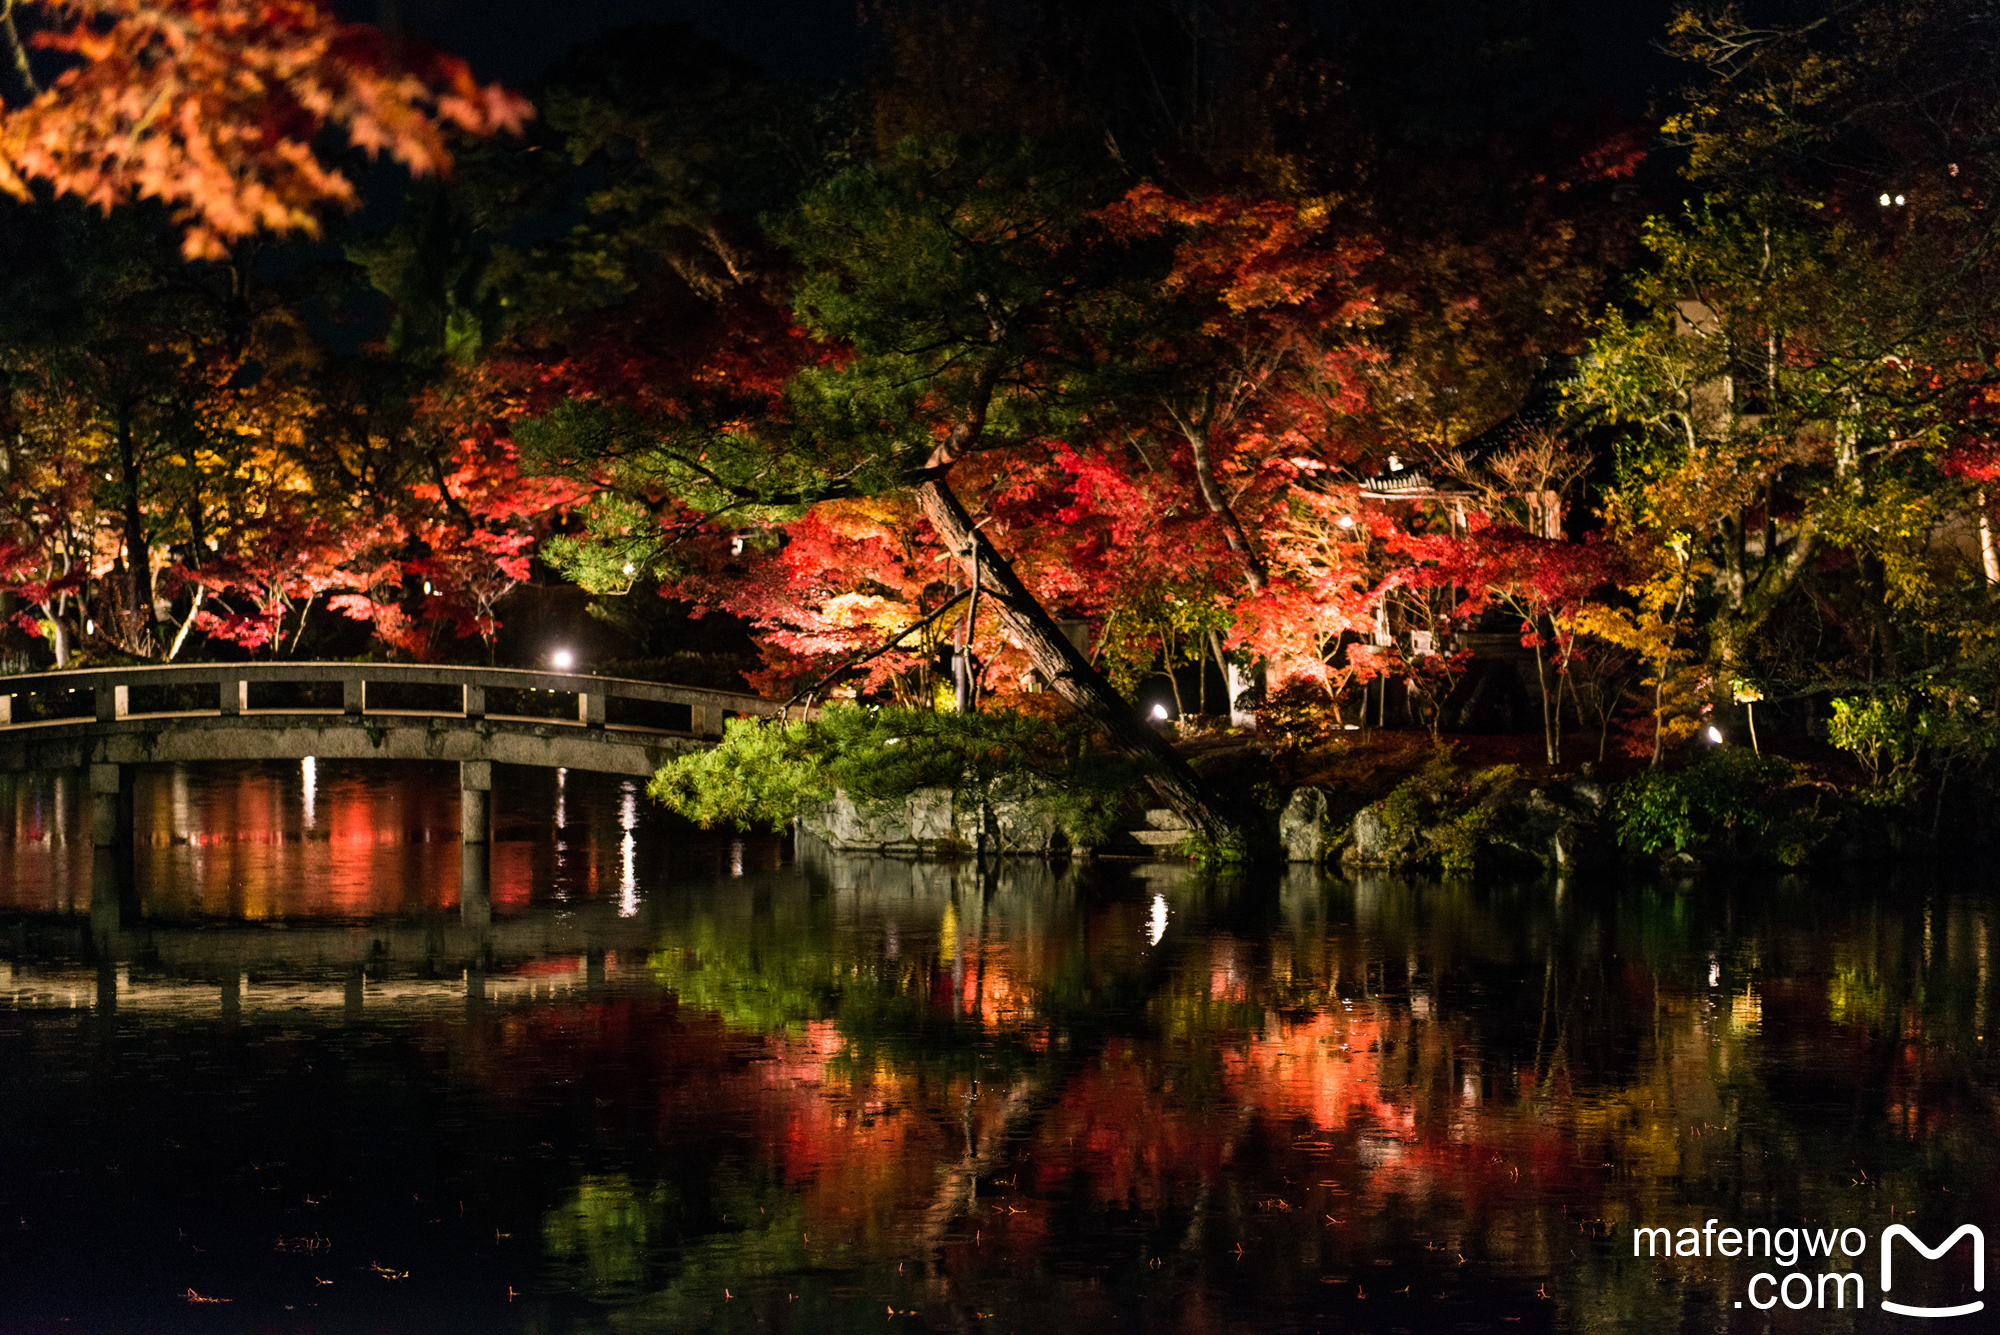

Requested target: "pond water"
[{"left": 0, "top": 761, "right": 1994, "bottom": 1334}]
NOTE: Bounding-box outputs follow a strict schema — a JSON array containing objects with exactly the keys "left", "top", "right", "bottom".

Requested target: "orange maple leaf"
[{"left": 0, "top": 0, "right": 531, "bottom": 258}]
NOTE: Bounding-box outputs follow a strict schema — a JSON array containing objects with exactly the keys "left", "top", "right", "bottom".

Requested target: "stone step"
[{"left": 1123, "top": 828, "right": 1187, "bottom": 847}]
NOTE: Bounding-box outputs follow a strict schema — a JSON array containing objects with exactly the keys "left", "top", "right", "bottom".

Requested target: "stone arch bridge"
[{"left": 0, "top": 661, "right": 782, "bottom": 846}]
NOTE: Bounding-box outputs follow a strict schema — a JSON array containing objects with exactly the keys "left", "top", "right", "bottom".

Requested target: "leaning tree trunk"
[
  {"left": 912, "top": 474, "right": 1245, "bottom": 853},
  {"left": 116, "top": 411, "right": 153, "bottom": 656}
]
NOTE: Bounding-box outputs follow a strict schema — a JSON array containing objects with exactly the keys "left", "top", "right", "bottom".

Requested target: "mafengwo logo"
[{"left": 1630, "top": 1219, "right": 1985, "bottom": 1316}]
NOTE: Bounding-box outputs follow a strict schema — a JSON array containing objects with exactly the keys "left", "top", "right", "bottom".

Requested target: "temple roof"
[
  {"left": 1454, "top": 353, "right": 1582, "bottom": 457},
  {"left": 1360, "top": 354, "right": 1581, "bottom": 498}
]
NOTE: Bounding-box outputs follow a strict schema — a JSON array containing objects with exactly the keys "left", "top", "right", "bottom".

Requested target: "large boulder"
[
  {"left": 798, "top": 788, "right": 978, "bottom": 854},
  {"left": 1338, "top": 770, "right": 1612, "bottom": 873},
  {"left": 1479, "top": 777, "right": 1613, "bottom": 870},
  {"left": 1279, "top": 786, "right": 1344, "bottom": 863},
  {"left": 797, "top": 786, "right": 1070, "bottom": 856},
  {"left": 1345, "top": 804, "right": 1403, "bottom": 866},
  {"left": 985, "top": 790, "right": 1068, "bottom": 855}
]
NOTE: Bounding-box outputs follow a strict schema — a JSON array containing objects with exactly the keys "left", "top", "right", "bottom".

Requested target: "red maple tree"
[{"left": 1403, "top": 524, "right": 1622, "bottom": 764}]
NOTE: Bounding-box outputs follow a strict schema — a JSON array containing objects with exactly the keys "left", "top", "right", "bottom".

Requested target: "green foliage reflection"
[{"left": 542, "top": 1173, "right": 670, "bottom": 1300}]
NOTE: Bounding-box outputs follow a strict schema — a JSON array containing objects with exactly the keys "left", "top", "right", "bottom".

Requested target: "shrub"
[
  {"left": 1369, "top": 742, "right": 1521, "bottom": 874},
  {"left": 648, "top": 704, "right": 1147, "bottom": 846},
  {"left": 646, "top": 717, "right": 829, "bottom": 830},
  {"left": 1612, "top": 747, "right": 1827, "bottom": 864},
  {"left": 1254, "top": 680, "right": 1353, "bottom": 758},
  {"left": 1827, "top": 692, "right": 1916, "bottom": 790},
  {"left": 1827, "top": 681, "right": 1997, "bottom": 803}
]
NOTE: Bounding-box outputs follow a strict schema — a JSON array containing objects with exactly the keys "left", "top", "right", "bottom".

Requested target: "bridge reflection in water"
[
  {"left": 0, "top": 759, "right": 787, "bottom": 1022},
  {"left": 0, "top": 834, "right": 1081, "bottom": 1035}
]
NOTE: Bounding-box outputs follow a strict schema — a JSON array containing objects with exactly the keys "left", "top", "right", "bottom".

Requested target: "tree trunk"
[
  {"left": 953, "top": 546, "right": 981, "bottom": 712},
  {"left": 1981, "top": 490, "right": 2000, "bottom": 585},
  {"left": 116, "top": 411, "right": 153, "bottom": 656},
  {"left": 165, "top": 584, "right": 204, "bottom": 662},
  {"left": 43, "top": 601, "right": 68, "bottom": 668},
  {"left": 912, "top": 473, "right": 1244, "bottom": 852},
  {"left": 1533, "top": 634, "right": 1558, "bottom": 767},
  {"left": 1512, "top": 598, "right": 1559, "bottom": 766},
  {"left": 1185, "top": 425, "right": 1268, "bottom": 591},
  {"left": 0, "top": 0, "right": 38, "bottom": 100}
]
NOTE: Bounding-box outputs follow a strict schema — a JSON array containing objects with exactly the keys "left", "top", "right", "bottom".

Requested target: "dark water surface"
[{"left": 0, "top": 761, "right": 1994, "bottom": 1334}]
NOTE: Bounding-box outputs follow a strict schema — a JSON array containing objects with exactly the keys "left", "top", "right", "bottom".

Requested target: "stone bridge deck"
[{"left": 0, "top": 661, "right": 784, "bottom": 845}]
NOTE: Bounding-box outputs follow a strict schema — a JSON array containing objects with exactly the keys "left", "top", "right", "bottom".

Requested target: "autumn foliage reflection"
[{"left": 358, "top": 857, "right": 2000, "bottom": 1329}]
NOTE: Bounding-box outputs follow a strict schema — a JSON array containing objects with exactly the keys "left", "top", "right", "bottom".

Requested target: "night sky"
[
  {"left": 365, "top": 0, "right": 1681, "bottom": 117},
  {"left": 372, "top": 0, "right": 873, "bottom": 83}
]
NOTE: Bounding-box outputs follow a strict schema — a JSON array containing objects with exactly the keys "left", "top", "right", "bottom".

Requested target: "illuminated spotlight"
[
  {"left": 622, "top": 562, "right": 636, "bottom": 576},
  {"left": 551, "top": 648, "right": 576, "bottom": 671},
  {"left": 1880, "top": 192, "right": 1893, "bottom": 205},
  {"left": 1151, "top": 703, "right": 1170, "bottom": 721},
  {"left": 1706, "top": 726, "right": 1724, "bottom": 744},
  {"left": 1337, "top": 515, "right": 1355, "bottom": 529},
  {"left": 1896, "top": 194, "right": 1906, "bottom": 205},
  {"left": 422, "top": 580, "right": 432, "bottom": 595}
]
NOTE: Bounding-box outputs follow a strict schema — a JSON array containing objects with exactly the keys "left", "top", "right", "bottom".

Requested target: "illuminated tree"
[
  {"left": 1577, "top": 0, "right": 2000, "bottom": 718},
  {"left": 1404, "top": 524, "right": 1621, "bottom": 765},
  {"left": 0, "top": 0, "right": 530, "bottom": 260}
]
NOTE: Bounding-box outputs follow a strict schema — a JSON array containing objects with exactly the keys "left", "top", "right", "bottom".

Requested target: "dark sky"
[
  {"left": 372, "top": 1, "right": 1680, "bottom": 116},
  {"left": 378, "top": 0, "right": 872, "bottom": 84}
]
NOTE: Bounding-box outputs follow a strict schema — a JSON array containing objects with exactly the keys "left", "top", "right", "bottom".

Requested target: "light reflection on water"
[{"left": 0, "top": 762, "right": 1993, "bottom": 1333}]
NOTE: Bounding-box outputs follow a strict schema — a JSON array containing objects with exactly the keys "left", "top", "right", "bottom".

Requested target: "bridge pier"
[
  {"left": 460, "top": 760, "right": 491, "bottom": 844},
  {"left": 461, "top": 842, "right": 491, "bottom": 928},
  {"left": 90, "top": 843, "right": 136, "bottom": 942},
  {"left": 89, "top": 762, "right": 133, "bottom": 846},
  {"left": 460, "top": 761, "right": 493, "bottom": 927},
  {"left": 96, "top": 960, "right": 118, "bottom": 1022}
]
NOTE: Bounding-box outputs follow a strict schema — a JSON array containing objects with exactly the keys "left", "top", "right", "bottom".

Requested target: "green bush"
[
  {"left": 646, "top": 716, "right": 829, "bottom": 830},
  {"left": 648, "top": 704, "right": 1148, "bottom": 846},
  {"left": 1827, "top": 681, "right": 1997, "bottom": 803},
  {"left": 1827, "top": 692, "right": 1917, "bottom": 790},
  {"left": 1612, "top": 747, "right": 1827, "bottom": 864},
  {"left": 1254, "top": 680, "right": 1353, "bottom": 760},
  {"left": 1370, "top": 743, "right": 1521, "bottom": 874},
  {"left": 1431, "top": 803, "right": 1499, "bottom": 875}
]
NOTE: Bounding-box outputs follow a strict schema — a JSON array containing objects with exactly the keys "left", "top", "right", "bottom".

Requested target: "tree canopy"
[{"left": 3, "top": 0, "right": 1999, "bottom": 827}]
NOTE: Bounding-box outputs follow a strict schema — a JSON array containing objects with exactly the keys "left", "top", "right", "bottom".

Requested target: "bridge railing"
[{"left": 0, "top": 662, "right": 784, "bottom": 738}]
